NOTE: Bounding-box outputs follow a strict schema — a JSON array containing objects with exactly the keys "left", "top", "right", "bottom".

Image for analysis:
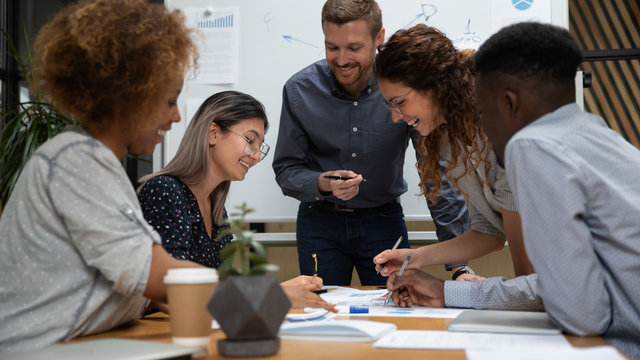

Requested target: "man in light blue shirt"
[{"left": 475, "top": 22, "right": 640, "bottom": 359}]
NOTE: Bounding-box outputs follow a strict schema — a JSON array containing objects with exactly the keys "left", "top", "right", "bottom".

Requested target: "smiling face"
[
  {"left": 210, "top": 117, "right": 266, "bottom": 182},
  {"left": 127, "top": 77, "right": 184, "bottom": 156},
  {"left": 378, "top": 78, "right": 446, "bottom": 136},
  {"left": 323, "top": 19, "right": 384, "bottom": 97}
]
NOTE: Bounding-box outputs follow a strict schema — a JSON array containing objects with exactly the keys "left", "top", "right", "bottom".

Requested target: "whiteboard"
[{"left": 161, "top": 0, "right": 567, "bottom": 222}]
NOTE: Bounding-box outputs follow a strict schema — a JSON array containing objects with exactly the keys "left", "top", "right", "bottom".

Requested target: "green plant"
[
  {"left": 0, "top": 29, "right": 77, "bottom": 206},
  {"left": 217, "top": 203, "right": 279, "bottom": 278}
]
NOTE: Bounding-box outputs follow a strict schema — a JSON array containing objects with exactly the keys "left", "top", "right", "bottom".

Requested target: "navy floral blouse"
[{"left": 138, "top": 175, "right": 232, "bottom": 268}]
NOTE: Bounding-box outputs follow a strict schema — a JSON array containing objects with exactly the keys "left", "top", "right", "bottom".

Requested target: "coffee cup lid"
[{"left": 163, "top": 268, "right": 219, "bottom": 284}]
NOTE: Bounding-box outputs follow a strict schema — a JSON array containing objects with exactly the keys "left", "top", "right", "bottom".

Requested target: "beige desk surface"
[{"left": 72, "top": 288, "right": 613, "bottom": 360}]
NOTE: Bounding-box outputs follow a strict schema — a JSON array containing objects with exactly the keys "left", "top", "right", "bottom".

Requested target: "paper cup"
[{"left": 164, "top": 268, "right": 219, "bottom": 347}]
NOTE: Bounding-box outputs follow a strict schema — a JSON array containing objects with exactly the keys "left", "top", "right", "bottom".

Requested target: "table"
[{"left": 72, "top": 310, "right": 612, "bottom": 360}]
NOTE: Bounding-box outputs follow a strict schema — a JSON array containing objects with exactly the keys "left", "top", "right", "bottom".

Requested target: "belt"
[{"left": 322, "top": 199, "right": 399, "bottom": 213}]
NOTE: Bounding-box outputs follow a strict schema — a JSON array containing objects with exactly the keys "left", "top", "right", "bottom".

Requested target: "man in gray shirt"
[
  {"left": 273, "top": 0, "right": 468, "bottom": 285},
  {"left": 477, "top": 22, "right": 640, "bottom": 359}
]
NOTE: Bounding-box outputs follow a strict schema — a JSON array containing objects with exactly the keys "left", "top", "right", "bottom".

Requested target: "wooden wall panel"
[{"left": 570, "top": 0, "right": 640, "bottom": 149}]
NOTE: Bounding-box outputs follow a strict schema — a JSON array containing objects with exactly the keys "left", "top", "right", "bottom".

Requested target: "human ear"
[
  {"left": 209, "top": 123, "right": 219, "bottom": 146},
  {"left": 375, "top": 27, "right": 385, "bottom": 47},
  {"left": 504, "top": 89, "right": 519, "bottom": 121}
]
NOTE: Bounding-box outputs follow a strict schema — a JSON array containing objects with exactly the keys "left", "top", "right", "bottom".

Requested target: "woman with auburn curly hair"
[
  {"left": 0, "top": 0, "right": 200, "bottom": 352},
  {"left": 373, "top": 25, "right": 534, "bottom": 285}
]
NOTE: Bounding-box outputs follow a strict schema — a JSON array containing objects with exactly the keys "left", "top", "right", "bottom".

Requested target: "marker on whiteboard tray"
[{"left": 335, "top": 305, "right": 369, "bottom": 314}]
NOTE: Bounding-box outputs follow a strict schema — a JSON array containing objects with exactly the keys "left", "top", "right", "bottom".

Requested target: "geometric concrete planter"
[{"left": 208, "top": 274, "right": 291, "bottom": 357}]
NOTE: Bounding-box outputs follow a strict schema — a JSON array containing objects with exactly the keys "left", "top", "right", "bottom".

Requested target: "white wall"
[{"left": 161, "top": 0, "right": 568, "bottom": 222}]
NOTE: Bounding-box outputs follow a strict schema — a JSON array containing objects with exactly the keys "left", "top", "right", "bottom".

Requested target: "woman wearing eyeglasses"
[
  {"left": 137, "top": 91, "right": 328, "bottom": 309},
  {"left": 138, "top": 91, "right": 269, "bottom": 269},
  {"left": 372, "top": 25, "right": 538, "bottom": 310}
]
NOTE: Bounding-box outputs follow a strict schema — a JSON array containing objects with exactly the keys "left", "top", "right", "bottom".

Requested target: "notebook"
[
  {"left": 8, "top": 338, "right": 207, "bottom": 360},
  {"left": 447, "top": 310, "right": 561, "bottom": 335},
  {"left": 279, "top": 319, "right": 397, "bottom": 342}
]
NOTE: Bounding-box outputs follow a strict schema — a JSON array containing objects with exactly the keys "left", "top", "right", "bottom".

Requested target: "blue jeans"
[{"left": 296, "top": 201, "right": 409, "bottom": 286}]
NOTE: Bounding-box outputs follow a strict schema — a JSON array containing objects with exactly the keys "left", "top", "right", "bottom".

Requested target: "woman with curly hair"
[
  {"left": 373, "top": 25, "right": 534, "bottom": 285},
  {"left": 0, "top": 0, "right": 201, "bottom": 352}
]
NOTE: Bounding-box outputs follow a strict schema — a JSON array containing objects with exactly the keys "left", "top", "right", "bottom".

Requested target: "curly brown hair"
[
  {"left": 373, "top": 24, "right": 489, "bottom": 203},
  {"left": 32, "top": 0, "right": 198, "bottom": 126}
]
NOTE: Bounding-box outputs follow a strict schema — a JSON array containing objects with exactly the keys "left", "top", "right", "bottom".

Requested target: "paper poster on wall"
[
  {"left": 183, "top": 7, "right": 239, "bottom": 84},
  {"left": 491, "top": 0, "right": 552, "bottom": 33}
]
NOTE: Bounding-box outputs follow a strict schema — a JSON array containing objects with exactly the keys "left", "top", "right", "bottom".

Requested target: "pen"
[
  {"left": 322, "top": 174, "right": 367, "bottom": 182},
  {"left": 376, "top": 236, "right": 404, "bottom": 275},
  {"left": 385, "top": 255, "right": 411, "bottom": 305}
]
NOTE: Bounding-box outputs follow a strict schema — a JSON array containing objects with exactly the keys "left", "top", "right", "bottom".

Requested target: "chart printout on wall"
[{"left": 162, "top": 0, "right": 567, "bottom": 222}]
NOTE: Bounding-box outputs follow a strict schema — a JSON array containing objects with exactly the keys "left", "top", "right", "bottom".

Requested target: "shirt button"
[
  {"left": 353, "top": 101, "right": 358, "bottom": 106},
  {"left": 352, "top": 127, "right": 358, "bottom": 132},
  {"left": 352, "top": 153, "right": 357, "bottom": 158}
]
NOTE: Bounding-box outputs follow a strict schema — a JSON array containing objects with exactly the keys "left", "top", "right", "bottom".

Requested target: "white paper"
[
  {"left": 184, "top": 7, "right": 239, "bottom": 84},
  {"left": 318, "top": 287, "right": 465, "bottom": 318},
  {"left": 466, "top": 346, "right": 626, "bottom": 360},
  {"left": 280, "top": 319, "right": 397, "bottom": 342},
  {"left": 373, "top": 330, "right": 571, "bottom": 350}
]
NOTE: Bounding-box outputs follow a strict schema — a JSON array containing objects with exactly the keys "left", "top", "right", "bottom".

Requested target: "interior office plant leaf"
[
  {"left": 216, "top": 202, "right": 279, "bottom": 277},
  {"left": 0, "top": 29, "right": 77, "bottom": 207}
]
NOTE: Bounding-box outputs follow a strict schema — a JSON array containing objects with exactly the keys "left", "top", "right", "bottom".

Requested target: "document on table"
[
  {"left": 280, "top": 319, "right": 397, "bottom": 342},
  {"left": 373, "top": 330, "right": 571, "bottom": 350},
  {"left": 319, "top": 287, "right": 465, "bottom": 318},
  {"left": 466, "top": 346, "right": 626, "bottom": 360}
]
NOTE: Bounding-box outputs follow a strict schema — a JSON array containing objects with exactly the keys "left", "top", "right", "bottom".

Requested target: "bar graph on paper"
[
  {"left": 197, "top": 14, "right": 234, "bottom": 28},
  {"left": 184, "top": 7, "right": 239, "bottom": 84}
]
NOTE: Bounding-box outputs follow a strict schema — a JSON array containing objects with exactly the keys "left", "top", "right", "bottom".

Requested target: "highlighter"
[{"left": 335, "top": 305, "right": 369, "bottom": 314}]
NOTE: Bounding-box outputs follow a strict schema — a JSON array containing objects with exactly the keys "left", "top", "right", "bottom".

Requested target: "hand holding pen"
[
  {"left": 375, "top": 236, "right": 403, "bottom": 275},
  {"left": 318, "top": 172, "right": 364, "bottom": 201},
  {"left": 373, "top": 237, "right": 413, "bottom": 276},
  {"left": 384, "top": 255, "right": 410, "bottom": 305}
]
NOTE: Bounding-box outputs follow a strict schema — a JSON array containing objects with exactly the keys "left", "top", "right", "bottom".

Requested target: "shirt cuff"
[{"left": 444, "top": 280, "right": 475, "bottom": 308}]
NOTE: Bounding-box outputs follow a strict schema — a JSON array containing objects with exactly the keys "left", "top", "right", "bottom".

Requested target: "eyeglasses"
[
  {"left": 226, "top": 128, "right": 270, "bottom": 162},
  {"left": 382, "top": 88, "right": 413, "bottom": 116}
]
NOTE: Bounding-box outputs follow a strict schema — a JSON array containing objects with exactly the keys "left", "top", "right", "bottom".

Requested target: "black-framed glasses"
[
  {"left": 226, "top": 128, "right": 270, "bottom": 162},
  {"left": 382, "top": 88, "right": 414, "bottom": 116}
]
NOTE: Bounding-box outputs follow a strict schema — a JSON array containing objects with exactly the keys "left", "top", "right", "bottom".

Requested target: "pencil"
[{"left": 312, "top": 253, "right": 318, "bottom": 277}]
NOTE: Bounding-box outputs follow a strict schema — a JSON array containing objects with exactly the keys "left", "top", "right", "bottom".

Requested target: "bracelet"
[{"left": 452, "top": 266, "right": 474, "bottom": 280}]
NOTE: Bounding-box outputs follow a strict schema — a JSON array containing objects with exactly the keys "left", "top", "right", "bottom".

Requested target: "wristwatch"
[{"left": 452, "top": 266, "right": 475, "bottom": 280}]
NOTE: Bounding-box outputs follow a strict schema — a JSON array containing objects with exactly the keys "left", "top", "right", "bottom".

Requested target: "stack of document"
[{"left": 279, "top": 319, "right": 396, "bottom": 342}]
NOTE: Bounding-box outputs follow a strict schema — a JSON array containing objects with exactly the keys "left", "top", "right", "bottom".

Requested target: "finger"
[
  {"left": 386, "top": 272, "right": 398, "bottom": 290},
  {"left": 373, "top": 250, "right": 390, "bottom": 266}
]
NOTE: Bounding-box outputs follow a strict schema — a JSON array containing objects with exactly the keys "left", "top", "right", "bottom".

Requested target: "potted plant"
[
  {"left": 207, "top": 203, "right": 291, "bottom": 357},
  {"left": 0, "top": 29, "right": 77, "bottom": 209}
]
